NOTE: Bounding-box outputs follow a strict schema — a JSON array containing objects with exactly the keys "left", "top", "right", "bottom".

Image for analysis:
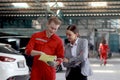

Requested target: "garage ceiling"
[{"left": 0, "top": 0, "right": 120, "bottom": 17}]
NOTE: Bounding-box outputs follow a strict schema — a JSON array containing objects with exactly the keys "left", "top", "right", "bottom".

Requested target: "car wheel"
[{"left": 56, "top": 65, "right": 62, "bottom": 72}]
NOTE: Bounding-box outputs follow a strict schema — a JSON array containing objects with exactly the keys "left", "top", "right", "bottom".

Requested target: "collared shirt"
[
  {"left": 25, "top": 30, "right": 64, "bottom": 58},
  {"left": 70, "top": 38, "right": 79, "bottom": 57}
]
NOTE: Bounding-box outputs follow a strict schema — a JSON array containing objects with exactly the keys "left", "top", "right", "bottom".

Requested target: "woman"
[
  {"left": 63, "top": 24, "right": 92, "bottom": 80},
  {"left": 98, "top": 38, "right": 109, "bottom": 66}
]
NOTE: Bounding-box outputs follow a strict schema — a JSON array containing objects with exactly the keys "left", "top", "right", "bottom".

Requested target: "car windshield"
[{"left": 0, "top": 45, "right": 20, "bottom": 55}]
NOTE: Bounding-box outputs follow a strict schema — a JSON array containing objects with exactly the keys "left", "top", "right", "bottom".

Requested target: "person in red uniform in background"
[
  {"left": 98, "top": 38, "right": 109, "bottom": 66},
  {"left": 25, "top": 16, "right": 64, "bottom": 80}
]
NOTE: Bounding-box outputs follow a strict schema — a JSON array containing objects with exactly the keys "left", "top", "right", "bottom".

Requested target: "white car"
[{"left": 0, "top": 43, "right": 29, "bottom": 80}]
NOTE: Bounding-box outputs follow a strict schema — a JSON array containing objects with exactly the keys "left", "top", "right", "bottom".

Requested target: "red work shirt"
[
  {"left": 99, "top": 43, "right": 109, "bottom": 54},
  {"left": 25, "top": 30, "right": 64, "bottom": 80}
]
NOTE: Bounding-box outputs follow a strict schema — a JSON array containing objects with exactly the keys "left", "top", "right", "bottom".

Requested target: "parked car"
[
  {"left": 0, "top": 36, "right": 30, "bottom": 51},
  {"left": 20, "top": 47, "right": 33, "bottom": 71},
  {"left": 0, "top": 43, "right": 29, "bottom": 80}
]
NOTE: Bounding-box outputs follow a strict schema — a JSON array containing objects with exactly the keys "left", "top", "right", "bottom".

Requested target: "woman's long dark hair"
[
  {"left": 101, "top": 38, "right": 106, "bottom": 44},
  {"left": 67, "top": 24, "right": 79, "bottom": 34}
]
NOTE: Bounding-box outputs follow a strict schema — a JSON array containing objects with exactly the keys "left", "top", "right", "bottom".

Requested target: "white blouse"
[{"left": 70, "top": 38, "right": 79, "bottom": 57}]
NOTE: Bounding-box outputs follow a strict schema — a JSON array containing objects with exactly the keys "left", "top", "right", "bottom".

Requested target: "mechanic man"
[{"left": 25, "top": 16, "right": 64, "bottom": 80}]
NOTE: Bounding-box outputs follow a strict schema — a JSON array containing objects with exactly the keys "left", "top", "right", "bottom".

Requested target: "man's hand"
[
  {"left": 39, "top": 51, "right": 45, "bottom": 55},
  {"left": 47, "top": 61, "right": 57, "bottom": 67},
  {"left": 38, "top": 54, "right": 57, "bottom": 65}
]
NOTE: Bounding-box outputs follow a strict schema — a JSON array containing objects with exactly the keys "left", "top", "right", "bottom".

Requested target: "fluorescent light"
[
  {"left": 56, "top": 9, "right": 60, "bottom": 15},
  {"left": 93, "top": 70, "right": 115, "bottom": 73},
  {"left": 46, "top": 2, "right": 64, "bottom": 8},
  {"left": 8, "top": 39, "right": 17, "bottom": 42},
  {"left": 12, "top": 3, "right": 29, "bottom": 8},
  {"left": 91, "top": 64, "right": 114, "bottom": 67},
  {"left": 89, "top": 2, "right": 107, "bottom": 7}
]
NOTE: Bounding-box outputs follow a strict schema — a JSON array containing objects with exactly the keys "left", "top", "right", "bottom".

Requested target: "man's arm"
[
  {"left": 55, "top": 39, "right": 64, "bottom": 65},
  {"left": 28, "top": 50, "right": 44, "bottom": 56}
]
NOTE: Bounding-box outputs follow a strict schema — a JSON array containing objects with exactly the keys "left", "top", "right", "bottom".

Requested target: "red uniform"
[
  {"left": 99, "top": 43, "right": 109, "bottom": 65},
  {"left": 25, "top": 30, "right": 64, "bottom": 80}
]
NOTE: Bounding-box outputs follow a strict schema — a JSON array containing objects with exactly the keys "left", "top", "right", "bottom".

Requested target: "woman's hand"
[{"left": 63, "top": 58, "right": 69, "bottom": 63}]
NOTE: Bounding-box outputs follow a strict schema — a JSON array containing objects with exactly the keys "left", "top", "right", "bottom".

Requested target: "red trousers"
[
  {"left": 30, "top": 61, "right": 56, "bottom": 80},
  {"left": 100, "top": 52, "right": 107, "bottom": 65}
]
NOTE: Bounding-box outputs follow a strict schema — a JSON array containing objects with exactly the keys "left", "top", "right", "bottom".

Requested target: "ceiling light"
[
  {"left": 12, "top": 3, "right": 29, "bottom": 8},
  {"left": 89, "top": 2, "right": 107, "bottom": 7},
  {"left": 46, "top": 2, "right": 64, "bottom": 8},
  {"left": 56, "top": 9, "right": 60, "bottom": 15}
]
